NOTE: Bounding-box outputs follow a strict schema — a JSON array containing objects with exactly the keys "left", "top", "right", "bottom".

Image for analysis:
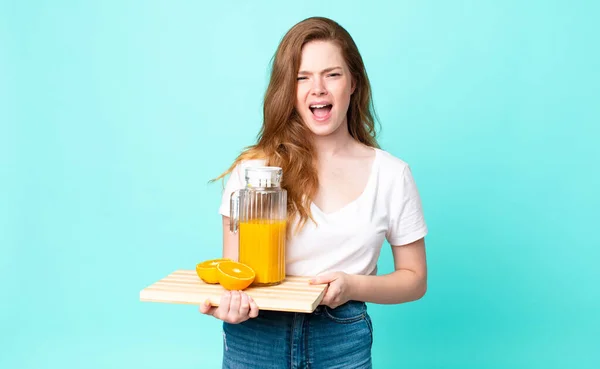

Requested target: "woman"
[{"left": 201, "top": 16, "right": 428, "bottom": 369}]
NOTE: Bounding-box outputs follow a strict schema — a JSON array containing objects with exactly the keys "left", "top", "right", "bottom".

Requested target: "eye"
[
  {"left": 297, "top": 76, "right": 307, "bottom": 81},
  {"left": 327, "top": 73, "right": 341, "bottom": 77}
]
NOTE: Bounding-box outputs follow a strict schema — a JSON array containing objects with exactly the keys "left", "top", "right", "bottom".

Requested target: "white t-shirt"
[{"left": 218, "top": 148, "right": 428, "bottom": 277}]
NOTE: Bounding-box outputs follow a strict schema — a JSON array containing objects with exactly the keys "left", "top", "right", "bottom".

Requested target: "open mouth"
[{"left": 309, "top": 104, "right": 333, "bottom": 119}]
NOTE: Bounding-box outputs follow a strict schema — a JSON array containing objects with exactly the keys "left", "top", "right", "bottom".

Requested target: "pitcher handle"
[{"left": 230, "top": 189, "right": 240, "bottom": 233}]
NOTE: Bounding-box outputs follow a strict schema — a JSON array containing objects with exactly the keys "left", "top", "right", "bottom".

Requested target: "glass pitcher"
[{"left": 230, "top": 166, "right": 287, "bottom": 286}]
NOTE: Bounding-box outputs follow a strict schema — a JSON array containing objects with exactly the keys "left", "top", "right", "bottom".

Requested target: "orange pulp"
[
  {"left": 195, "top": 258, "right": 231, "bottom": 284},
  {"left": 239, "top": 220, "right": 286, "bottom": 286},
  {"left": 216, "top": 261, "right": 255, "bottom": 290}
]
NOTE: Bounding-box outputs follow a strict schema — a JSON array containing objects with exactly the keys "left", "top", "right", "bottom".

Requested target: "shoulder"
[
  {"left": 375, "top": 148, "right": 410, "bottom": 175},
  {"left": 373, "top": 148, "right": 423, "bottom": 195}
]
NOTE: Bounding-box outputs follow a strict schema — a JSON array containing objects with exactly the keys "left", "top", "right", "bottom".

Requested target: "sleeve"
[
  {"left": 218, "top": 163, "right": 245, "bottom": 217},
  {"left": 386, "top": 165, "right": 428, "bottom": 246}
]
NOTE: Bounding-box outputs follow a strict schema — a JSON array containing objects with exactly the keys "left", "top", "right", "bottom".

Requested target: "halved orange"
[
  {"left": 196, "top": 258, "right": 231, "bottom": 284},
  {"left": 216, "top": 261, "right": 256, "bottom": 291}
]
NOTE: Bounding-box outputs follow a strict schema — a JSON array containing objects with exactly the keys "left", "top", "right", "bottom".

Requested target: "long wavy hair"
[{"left": 214, "top": 16, "right": 379, "bottom": 232}]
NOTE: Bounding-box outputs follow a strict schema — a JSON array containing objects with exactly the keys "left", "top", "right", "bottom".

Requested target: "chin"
[
  {"left": 302, "top": 113, "right": 344, "bottom": 137},
  {"left": 306, "top": 121, "right": 342, "bottom": 137}
]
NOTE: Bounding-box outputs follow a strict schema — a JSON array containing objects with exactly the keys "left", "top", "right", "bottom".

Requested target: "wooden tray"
[{"left": 140, "top": 270, "right": 327, "bottom": 313}]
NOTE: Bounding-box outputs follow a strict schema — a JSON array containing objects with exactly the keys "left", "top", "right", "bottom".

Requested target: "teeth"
[{"left": 310, "top": 104, "right": 329, "bottom": 108}]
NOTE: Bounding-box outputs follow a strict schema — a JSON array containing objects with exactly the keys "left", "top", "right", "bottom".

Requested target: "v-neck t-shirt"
[{"left": 218, "top": 148, "right": 428, "bottom": 277}]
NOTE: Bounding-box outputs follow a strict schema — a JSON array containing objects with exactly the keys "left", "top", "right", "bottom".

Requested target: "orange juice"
[{"left": 239, "top": 220, "right": 286, "bottom": 286}]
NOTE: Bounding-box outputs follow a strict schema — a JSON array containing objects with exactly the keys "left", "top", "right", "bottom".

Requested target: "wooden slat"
[{"left": 140, "top": 270, "right": 327, "bottom": 313}]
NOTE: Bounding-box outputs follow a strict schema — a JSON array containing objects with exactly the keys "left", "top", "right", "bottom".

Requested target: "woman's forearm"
[{"left": 349, "top": 270, "right": 427, "bottom": 305}]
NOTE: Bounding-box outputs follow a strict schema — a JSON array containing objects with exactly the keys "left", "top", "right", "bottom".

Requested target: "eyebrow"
[{"left": 298, "top": 66, "right": 343, "bottom": 75}]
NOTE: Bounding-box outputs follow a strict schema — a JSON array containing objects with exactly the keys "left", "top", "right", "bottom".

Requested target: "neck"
[{"left": 311, "top": 122, "right": 356, "bottom": 158}]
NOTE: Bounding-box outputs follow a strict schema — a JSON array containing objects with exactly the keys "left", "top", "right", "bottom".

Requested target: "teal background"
[{"left": 2, "top": 0, "right": 599, "bottom": 368}]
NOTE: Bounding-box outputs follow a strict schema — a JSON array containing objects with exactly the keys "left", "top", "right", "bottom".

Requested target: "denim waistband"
[{"left": 258, "top": 300, "right": 367, "bottom": 321}]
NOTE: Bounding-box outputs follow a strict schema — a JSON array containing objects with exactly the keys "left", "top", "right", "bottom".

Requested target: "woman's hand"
[
  {"left": 309, "top": 272, "right": 355, "bottom": 309},
  {"left": 199, "top": 290, "right": 259, "bottom": 323}
]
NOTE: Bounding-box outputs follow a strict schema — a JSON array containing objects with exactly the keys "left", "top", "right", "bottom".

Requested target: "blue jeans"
[{"left": 222, "top": 300, "right": 373, "bottom": 369}]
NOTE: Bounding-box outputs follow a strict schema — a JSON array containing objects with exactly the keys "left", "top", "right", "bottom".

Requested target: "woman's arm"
[
  {"left": 311, "top": 238, "right": 427, "bottom": 307},
  {"left": 350, "top": 238, "right": 427, "bottom": 304},
  {"left": 222, "top": 215, "right": 239, "bottom": 260}
]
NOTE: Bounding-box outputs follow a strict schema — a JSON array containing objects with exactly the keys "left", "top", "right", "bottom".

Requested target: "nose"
[{"left": 311, "top": 77, "right": 327, "bottom": 96}]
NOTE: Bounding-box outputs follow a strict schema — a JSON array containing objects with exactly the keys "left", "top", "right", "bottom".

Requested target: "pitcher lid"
[{"left": 245, "top": 166, "right": 283, "bottom": 188}]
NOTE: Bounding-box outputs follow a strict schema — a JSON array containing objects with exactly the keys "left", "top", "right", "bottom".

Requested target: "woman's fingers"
[
  {"left": 319, "top": 285, "right": 331, "bottom": 306},
  {"left": 238, "top": 292, "right": 250, "bottom": 317},
  {"left": 199, "top": 299, "right": 216, "bottom": 315},
  {"left": 228, "top": 291, "right": 241, "bottom": 319},
  {"left": 199, "top": 291, "right": 259, "bottom": 323},
  {"left": 248, "top": 295, "right": 259, "bottom": 318},
  {"left": 215, "top": 291, "right": 232, "bottom": 320}
]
